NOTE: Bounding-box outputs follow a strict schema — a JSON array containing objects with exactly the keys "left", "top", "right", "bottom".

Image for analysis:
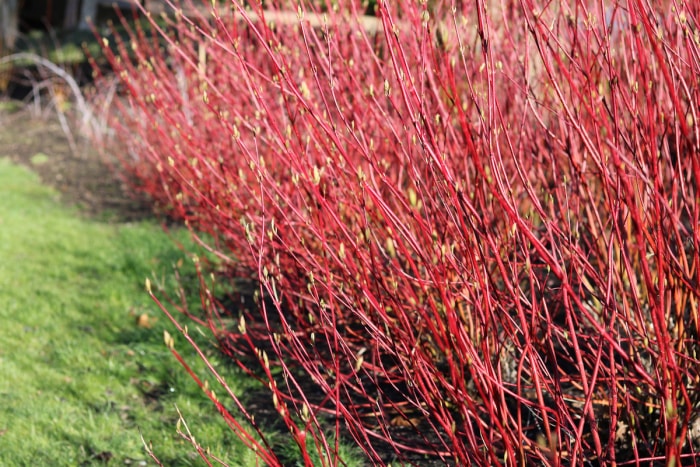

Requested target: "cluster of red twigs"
[{"left": 93, "top": 0, "right": 700, "bottom": 464}]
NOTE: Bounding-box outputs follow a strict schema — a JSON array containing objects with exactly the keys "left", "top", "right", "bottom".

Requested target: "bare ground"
[{"left": 0, "top": 104, "right": 154, "bottom": 222}]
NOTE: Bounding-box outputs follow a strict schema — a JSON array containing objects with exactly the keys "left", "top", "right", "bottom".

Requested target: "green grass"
[{"left": 0, "top": 158, "right": 260, "bottom": 466}]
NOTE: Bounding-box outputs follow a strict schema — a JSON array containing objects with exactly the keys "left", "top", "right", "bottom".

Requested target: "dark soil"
[{"left": 0, "top": 104, "right": 154, "bottom": 222}]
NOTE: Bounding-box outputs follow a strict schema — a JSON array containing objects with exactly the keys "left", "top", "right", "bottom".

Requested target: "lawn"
[{"left": 0, "top": 158, "right": 259, "bottom": 466}]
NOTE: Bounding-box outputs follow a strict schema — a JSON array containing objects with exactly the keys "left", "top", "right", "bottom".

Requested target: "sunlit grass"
[{"left": 0, "top": 158, "right": 260, "bottom": 466}]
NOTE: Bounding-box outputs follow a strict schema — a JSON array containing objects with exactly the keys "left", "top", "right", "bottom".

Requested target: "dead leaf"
[
  {"left": 389, "top": 416, "right": 421, "bottom": 428},
  {"left": 136, "top": 313, "right": 156, "bottom": 328},
  {"left": 615, "top": 420, "right": 629, "bottom": 443}
]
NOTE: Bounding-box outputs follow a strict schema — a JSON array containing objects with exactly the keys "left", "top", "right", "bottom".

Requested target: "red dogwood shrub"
[{"left": 93, "top": 0, "right": 700, "bottom": 464}]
